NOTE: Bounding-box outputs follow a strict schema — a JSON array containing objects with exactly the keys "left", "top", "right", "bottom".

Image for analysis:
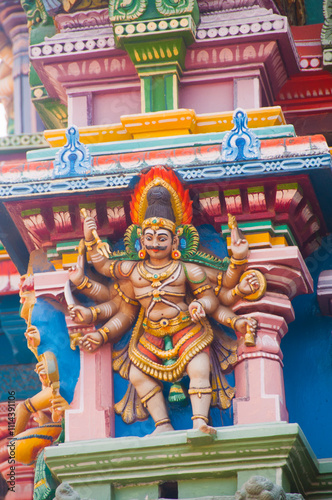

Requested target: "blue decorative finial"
[
  {"left": 53, "top": 125, "right": 92, "bottom": 178},
  {"left": 222, "top": 108, "right": 261, "bottom": 162}
]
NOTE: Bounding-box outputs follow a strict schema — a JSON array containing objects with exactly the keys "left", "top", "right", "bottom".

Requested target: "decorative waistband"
[{"left": 142, "top": 311, "right": 192, "bottom": 337}]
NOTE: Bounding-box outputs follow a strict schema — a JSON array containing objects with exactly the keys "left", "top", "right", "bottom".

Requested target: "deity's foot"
[
  {"left": 151, "top": 422, "right": 174, "bottom": 435},
  {"left": 198, "top": 422, "right": 217, "bottom": 435},
  {"left": 15, "top": 402, "right": 32, "bottom": 435},
  {"left": 192, "top": 417, "right": 217, "bottom": 435}
]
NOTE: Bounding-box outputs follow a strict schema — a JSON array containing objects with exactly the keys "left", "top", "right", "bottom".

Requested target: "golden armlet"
[
  {"left": 192, "top": 284, "right": 211, "bottom": 296},
  {"left": 109, "top": 261, "right": 116, "bottom": 279},
  {"left": 114, "top": 283, "right": 139, "bottom": 306}
]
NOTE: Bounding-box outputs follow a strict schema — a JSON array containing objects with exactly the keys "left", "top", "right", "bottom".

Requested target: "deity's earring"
[
  {"left": 138, "top": 249, "right": 146, "bottom": 259},
  {"left": 172, "top": 249, "right": 181, "bottom": 260}
]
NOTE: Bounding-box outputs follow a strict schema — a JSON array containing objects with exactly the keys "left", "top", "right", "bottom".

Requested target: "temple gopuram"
[{"left": 0, "top": 1, "right": 331, "bottom": 499}]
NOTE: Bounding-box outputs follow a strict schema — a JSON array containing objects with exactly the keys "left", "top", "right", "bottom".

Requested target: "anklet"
[
  {"left": 191, "top": 415, "right": 209, "bottom": 423},
  {"left": 155, "top": 418, "right": 171, "bottom": 428}
]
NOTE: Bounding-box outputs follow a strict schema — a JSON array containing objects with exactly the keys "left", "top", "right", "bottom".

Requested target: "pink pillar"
[
  {"left": 232, "top": 247, "right": 313, "bottom": 426},
  {"left": 34, "top": 271, "right": 115, "bottom": 441},
  {"left": 64, "top": 340, "right": 114, "bottom": 441},
  {"left": 233, "top": 312, "right": 288, "bottom": 424}
]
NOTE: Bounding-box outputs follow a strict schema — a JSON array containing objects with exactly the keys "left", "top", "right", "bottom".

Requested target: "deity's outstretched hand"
[
  {"left": 79, "top": 332, "right": 104, "bottom": 353},
  {"left": 189, "top": 300, "right": 206, "bottom": 323},
  {"left": 68, "top": 254, "right": 85, "bottom": 287},
  {"left": 238, "top": 272, "right": 260, "bottom": 296},
  {"left": 34, "top": 360, "right": 48, "bottom": 385},
  {"left": 233, "top": 316, "right": 258, "bottom": 336},
  {"left": 25, "top": 325, "right": 41, "bottom": 348},
  {"left": 69, "top": 305, "right": 94, "bottom": 324},
  {"left": 230, "top": 225, "right": 249, "bottom": 260},
  {"left": 83, "top": 215, "right": 97, "bottom": 241}
]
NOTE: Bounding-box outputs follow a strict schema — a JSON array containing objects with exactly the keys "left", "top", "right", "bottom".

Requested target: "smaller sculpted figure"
[
  {"left": 15, "top": 273, "right": 80, "bottom": 436},
  {"left": 235, "top": 475, "right": 287, "bottom": 500},
  {"left": 69, "top": 167, "right": 264, "bottom": 434}
]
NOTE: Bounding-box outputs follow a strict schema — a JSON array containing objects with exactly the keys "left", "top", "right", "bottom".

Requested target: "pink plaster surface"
[
  {"left": 65, "top": 344, "right": 114, "bottom": 441},
  {"left": 233, "top": 291, "right": 295, "bottom": 324},
  {"left": 33, "top": 270, "right": 69, "bottom": 298},
  {"left": 231, "top": 247, "right": 313, "bottom": 425},
  {"left": 248, "top": 247, "right": 314, "bottom": 298},
  {"left": 179, "top": 81, "right": 234, "bottom": 113},
  {"left": 234, "top": 312, "right": 288, "bottom": 424},
  {"left": 93, "top": 89, "right": 141, "bottom": 125}
]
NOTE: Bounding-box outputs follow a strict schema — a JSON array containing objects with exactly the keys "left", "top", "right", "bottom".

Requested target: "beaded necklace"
[{"left": 137, "top": 261, "right": 179, "bottom": 288}]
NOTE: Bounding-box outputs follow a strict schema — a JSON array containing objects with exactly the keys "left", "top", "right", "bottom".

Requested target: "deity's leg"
[
  {"left": 187, "top": 352, "right": 216, "bottom": 435},
  {"left": 15, "top": 387, "right": 53, "bottom": 435},
  {"left": 129, "top": 364, "right": 174, "bottom": 434}
]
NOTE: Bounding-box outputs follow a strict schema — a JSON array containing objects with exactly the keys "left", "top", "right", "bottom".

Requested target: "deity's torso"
[{"left": 123, "top": 260, "right": 189, "bottom": 321}]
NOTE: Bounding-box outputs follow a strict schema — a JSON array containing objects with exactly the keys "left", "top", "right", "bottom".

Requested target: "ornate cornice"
[
  {"left": 30, "top": 29, "right": 115, "bottom": 58},
  {"left": 0, "top": 135, "right": 329, "bottom": 199},
  {"left": 55, "top": 8, "right": 111, "bottom": 31},
  {"left": 197, "top": 0, "right": 279, "bottom": 14},
  {"left": 197, "top": 15, "right": 285, "bottom": 40}
]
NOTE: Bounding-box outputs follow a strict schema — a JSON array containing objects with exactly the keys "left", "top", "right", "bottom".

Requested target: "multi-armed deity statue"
[
  {"left": 14, "top": 166, "right": 265, "bottom": 441},
  {"left": 67, "top": 166, "right": 264, "bottom": 434}
]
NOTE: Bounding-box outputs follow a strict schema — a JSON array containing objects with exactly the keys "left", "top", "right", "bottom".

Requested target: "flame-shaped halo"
[{"left": 130, "top": 166, "right": 192, "bottom": 226}]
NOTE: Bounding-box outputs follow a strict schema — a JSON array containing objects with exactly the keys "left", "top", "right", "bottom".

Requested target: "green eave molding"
[{"left": 45, "top": 423, "right": 332, "bottom": 499}]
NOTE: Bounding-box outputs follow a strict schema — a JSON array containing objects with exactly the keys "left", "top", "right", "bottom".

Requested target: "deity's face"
[{"left": 142, "top": 228, "right": 176, "bottom": 261}]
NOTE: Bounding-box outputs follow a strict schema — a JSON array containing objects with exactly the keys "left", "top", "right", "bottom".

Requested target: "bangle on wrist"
[
  {"left": 98, "top": 327, "right": 109, "bottom": 344},
  {"left": 230, "top": 256, "right": 248, "bottom": 269},
  {"left": 195, "top": 299, "right": 204, "bottom": 310},
  {"left": 232, "top": 284, "right": 246, "bottom": 298},
  {"left": 227, "top": 316, "right": 239, "bottom": 330},
  {"left": 76, "top": 276, "right": 92, "bottom": 290},
  {"left": 89, "top": 306, "right": 100, "bottom": 323},
  {"left": 85, "top": 237, "right": 97, "bottom": 252}
]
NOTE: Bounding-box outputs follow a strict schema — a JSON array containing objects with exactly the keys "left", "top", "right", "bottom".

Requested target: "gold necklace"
[
  {"left": 138, "top": 261, "right": 179, "bottom": 288},
  {"left": 145, "top": 260, "right": 172, "bottom": 270}
]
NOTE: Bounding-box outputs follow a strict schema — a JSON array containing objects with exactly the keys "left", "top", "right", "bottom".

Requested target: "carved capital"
[
  {"left": 155, "top": 0, "right": 196, "bottom": 16},
  {"left": 109, "top": 0, "right": 147, "bottom": 22}
]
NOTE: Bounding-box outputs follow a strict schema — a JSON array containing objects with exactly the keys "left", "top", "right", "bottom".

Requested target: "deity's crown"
[
  {"left": 130, "top": 166, "right": 193, "bottom": 231},
  {"left": 142, "top": 217, "right": 176, "bottom": 234}
]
